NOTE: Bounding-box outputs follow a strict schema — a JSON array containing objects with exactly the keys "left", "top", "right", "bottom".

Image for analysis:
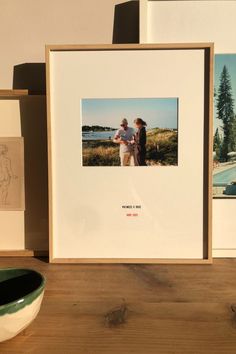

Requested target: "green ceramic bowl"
[{"left": 0, "top": 268, "right": 45, "bottom": 342}]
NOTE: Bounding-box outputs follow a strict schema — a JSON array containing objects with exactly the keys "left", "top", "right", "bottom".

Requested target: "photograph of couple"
[
  {"left": 82, "top": 98, "right": 178, "bottom": 167},
  {"left": 113, "top": 117, "right": 147, "bottom": 166}
]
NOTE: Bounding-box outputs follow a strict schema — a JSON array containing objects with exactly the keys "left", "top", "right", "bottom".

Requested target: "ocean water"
[{"left": 82, "top": 131, "right": 116, "bottom": 141}]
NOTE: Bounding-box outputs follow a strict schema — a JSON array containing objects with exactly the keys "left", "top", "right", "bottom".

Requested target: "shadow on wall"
[
  {"left": 13, "top": 64, "right": 46, "bottom": 95},
  {"left": 19, "top": 96, "right": 48, "bottom": 251},
  {"left": 113, "top": 0, "right": 139, "bottom": 44}
]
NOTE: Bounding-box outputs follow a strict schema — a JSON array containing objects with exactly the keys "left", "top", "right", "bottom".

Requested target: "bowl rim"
[{"left": 0, "top": 268, "right": 46, "bottom": 316}]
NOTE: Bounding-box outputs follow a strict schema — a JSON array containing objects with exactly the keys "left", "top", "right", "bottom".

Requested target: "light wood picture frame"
[{"left": 46, "top": 43, "right": 213, "bottom": 264}]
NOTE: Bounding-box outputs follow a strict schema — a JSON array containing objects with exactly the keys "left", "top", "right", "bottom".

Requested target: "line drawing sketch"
[{"left": 0, "top": 144, "right": 18, "bottom": 206}]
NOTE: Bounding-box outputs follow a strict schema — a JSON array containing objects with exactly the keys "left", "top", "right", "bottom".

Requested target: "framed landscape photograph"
[
  {"left": 46, "top": 43, "right": 213, "bottom": 263},
  {"left": 213, "top": 54, "right": 236, "bottom": 199},
  {"left": 82, "top": 97, "right": 178, "bottom": 167}
]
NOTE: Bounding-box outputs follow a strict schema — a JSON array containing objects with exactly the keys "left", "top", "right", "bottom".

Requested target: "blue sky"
[
  {"left": 82, "top": 98, "right": 178, "bottom": 129},
  {"left": 214, "top": 54, "right": 236, "bottom": 134}
]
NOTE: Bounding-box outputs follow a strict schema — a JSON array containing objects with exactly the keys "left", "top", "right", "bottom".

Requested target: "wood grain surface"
[{"left": 0, "top": 257, "right": 236, "bottom": 353}]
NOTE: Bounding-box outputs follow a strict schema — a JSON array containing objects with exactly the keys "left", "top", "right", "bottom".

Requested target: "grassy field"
[{"left": 82, "top": 128, "right": 178, "bottom": 166}]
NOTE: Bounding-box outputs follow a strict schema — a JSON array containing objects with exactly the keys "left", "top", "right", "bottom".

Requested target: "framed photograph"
[
  {"left": 46, "top": 43, "right": 213, "bottom": 263},
  {"left": 213, "top": 54, "right": 236, "bottom": 199},
  {"left": 82, "top": 97, "right": 178, "bottom": 167},
  {"left": 0, "top": 137, "right": 24, "bottom": 211}
]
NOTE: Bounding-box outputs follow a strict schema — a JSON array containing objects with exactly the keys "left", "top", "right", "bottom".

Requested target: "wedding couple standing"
[{"left": 113, "top": 118, "right": 147, "bottom": 166}]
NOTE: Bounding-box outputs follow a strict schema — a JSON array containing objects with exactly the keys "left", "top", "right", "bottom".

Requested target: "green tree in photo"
[
  {"left": 233, "top": 115, "right": 236, "bottom": 150},
  {"left": 213, "top": 128, "right": 222, "bottom": 160},
  {"left": 214, "top": 86, "right": 217, "bottom": 99},
  {"left": 217, "top": 65, "right": 235, "bottom": 160}
]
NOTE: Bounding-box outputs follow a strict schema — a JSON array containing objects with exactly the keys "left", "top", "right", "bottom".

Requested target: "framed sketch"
[
  {"left": 0, "top": 137, "right": 24, "bottom": 211},
  {"left": 139, "top": 0, "right": 236, "bottom": 257},
  {"left": 46, "top": 43, "right": 213, "bottom": 263}
]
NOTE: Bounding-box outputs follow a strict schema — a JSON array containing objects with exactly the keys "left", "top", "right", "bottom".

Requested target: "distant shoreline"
[
  {"left": 82, "top": 127, "right": 177, "bottom": 131},
  {"left": 82, "top": 127, "right": 178, "bottom": 141},
  {"left": 82, "top": 125, "right": 116, "bottom": 132},
  {"left": 83, "top": 129, "right": 116, "bottom": 132},
  {"left": 82, "top": 127, "right": 177, "bottom": 133}
]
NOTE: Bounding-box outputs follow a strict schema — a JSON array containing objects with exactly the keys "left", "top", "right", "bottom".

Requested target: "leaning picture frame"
[{"left": 46, "top": 43, "right": 213, "bottom": 264}]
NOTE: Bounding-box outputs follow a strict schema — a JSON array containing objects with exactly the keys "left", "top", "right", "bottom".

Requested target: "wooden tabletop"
[{"left": 0, "top": 257, "right": 236, "bottom": 353}]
